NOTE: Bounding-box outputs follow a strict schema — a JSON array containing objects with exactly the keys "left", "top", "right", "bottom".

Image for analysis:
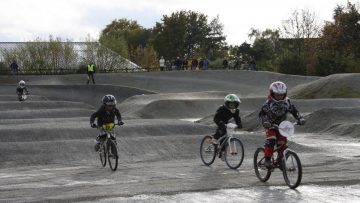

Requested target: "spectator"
[
  {"left": 183, "top": 59, "right": 189, "bottom": 70},
  {"left": 10, "top": 60, "right": 18, "bottom": 75},
  {"left": 233, "top": 56, "right": 241, "bottom": 70},
  {"left": 191, "top": 58, "right": 198, "bottom": 70},
  {"left": 174, "top": 57, "right": 182, "bottom": 71},
  {"left": 165, "top": 60, "right": 171, "bottom": 71},
  {"left": 199, "top": 58, "right": 204, "bottom": 70},
  {"left": 249, "top": 56, "right": 257, "bottom": 71},
  {"left": 87, "top": 62, "right": 96, "bottom": 84},
  {"left": 222, "top": 58, "right": 229, "bottom": 69},
  {"left": 159, "top": 56, "right": 165, "bottom": 71},
  {"left": 203, "top": 57, "right": 210, "bottom": 70}
]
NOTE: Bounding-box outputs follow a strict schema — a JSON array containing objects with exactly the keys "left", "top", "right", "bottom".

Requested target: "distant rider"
[
  {"left": 258, "top": 81, "right": 305, "bottom": 169},
  {"left": 212, "top": 94, "right": 243, "bottom": 145},
  {"left": 90, "top": 94, "right": 124, "bottom": 151},
  {"left": 16, "top": 80, "right": 28, "bottom": 101}
]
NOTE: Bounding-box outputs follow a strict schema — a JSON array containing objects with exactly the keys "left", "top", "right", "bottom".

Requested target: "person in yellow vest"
[{"left": 87, "top": 62, "right": 95, "bottom": 84}]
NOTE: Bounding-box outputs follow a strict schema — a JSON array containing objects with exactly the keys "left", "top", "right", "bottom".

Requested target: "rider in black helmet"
[{"left": 90, "top": 94, "right": 124, "bottom": 151}]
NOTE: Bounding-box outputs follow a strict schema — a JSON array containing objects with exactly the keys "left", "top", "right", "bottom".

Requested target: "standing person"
[
  {"left": 10, "top": 60, "right": 19, "bottom": 75},
  {"left": 258, "top": 81, "right": 305, "bottom": 169},
  {"left": 87, "top": 62, "right": 95, "bottom": 84},
  {"left": 159, "top": 56, "right": 165, "bottom": 71},
  {"left": 174, "top": 57, "right": 182, "bottom": 71},
  {"left": 249, "top": 56, "right": 256, "bottom": 71},
  {"left": 222, "top": 58, "right": 229, "bottom": 69},
  {"left": 191, "top": 58, "right": 198, "bottom": 70},
  {"left": 90, "top": 94, "right": 124, "bottom": 151},
  {"left": 203, "top": 57, "right": 210, "bottom": 70}
]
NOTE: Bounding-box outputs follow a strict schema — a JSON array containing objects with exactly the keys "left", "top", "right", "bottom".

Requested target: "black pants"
[
  {"left": 87, "top": 72, "right": 95, "bottom": 84},
  {"left": 213, "top": 126, "right": 226, "bottom": 139}
]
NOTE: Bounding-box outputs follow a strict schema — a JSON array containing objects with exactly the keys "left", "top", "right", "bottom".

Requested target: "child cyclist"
[
  {"left": 90, "top": 94, "right": 124, "bottom": 151},
  {"left": 212, "top": 94, "right": 243, "bottom": 145},
  {"left": 259, "top": 81, "right": 305, "bottom": 168},
  {"left": 16, "top": 80, "right": 29, "bottom": 101}
]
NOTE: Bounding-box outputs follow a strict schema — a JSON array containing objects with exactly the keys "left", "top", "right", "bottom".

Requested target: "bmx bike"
[
  {"left": 253, "top": 121, "right": 302, "bottom": 189},
  {"left": 200, "top": 123, "right": 245, "bottom": 169},
  {"left": 95, "top": 123, "right": 119, "bottom": 171}
]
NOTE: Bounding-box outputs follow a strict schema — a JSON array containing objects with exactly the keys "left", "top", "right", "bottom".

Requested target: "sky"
[{"left": 0, "top": 0, "right": 358, "bottom": 45}]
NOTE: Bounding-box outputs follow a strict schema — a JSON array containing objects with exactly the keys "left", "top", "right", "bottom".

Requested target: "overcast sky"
[{"left": 0, "top": 0, "right": 358, "bottom": 45}]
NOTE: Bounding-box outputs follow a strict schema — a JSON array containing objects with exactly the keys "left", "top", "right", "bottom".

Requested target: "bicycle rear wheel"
[
  {"left": 282, "top": 150, "right": 302, "bottom": 189},
  {"left": 200, "top": 135, "right": 216, "bottom": 166},
  {"left": 99, "top": 144, "right": 106, "bottom": 167},
  {"left": 224, "top": 138, "right": 244, "bottom": 169},
  {"left": 107, "top": 140, "right": 118, "bottom": 171},
  {"left": 254, "top": 147, "right": 271, "bottom": 182}
]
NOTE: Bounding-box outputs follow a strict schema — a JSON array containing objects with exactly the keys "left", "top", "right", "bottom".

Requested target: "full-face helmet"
[
  {"left": 19, "top": 80, "right": 25, "bottom": 87},
  {"left": 269, "top": 81, "right": 287, "bottom": 102},
  {"left": 102, "top": 94, "right": 117, "bottom": 107},
  {"left": 224, "top": 94, "right": 241, "bottom": 113}
]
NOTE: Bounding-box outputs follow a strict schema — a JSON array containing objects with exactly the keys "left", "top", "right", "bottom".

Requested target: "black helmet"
[{"left": 102, "top": 94, "right": 117, "bottom": 106}]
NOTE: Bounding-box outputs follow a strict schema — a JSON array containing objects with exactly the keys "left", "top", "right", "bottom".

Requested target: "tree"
[
  {"left": 151, "top": 10, "right": 226, "bottom": 60},
  {"left": 100, "top": 18, "right": 151, "bottom": 61},
  {"left": 248, "top": 28, "right": 280, "bottom": 71},
  {"left": 316, "top": 2, "right": 360, "bottom": 75}
]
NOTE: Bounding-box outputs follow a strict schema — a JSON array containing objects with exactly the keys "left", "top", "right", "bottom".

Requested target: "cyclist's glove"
[
  {"left": 90, "top": 123, "right": 97, "bottom": 128},
  {"left": 118, "top": 121, "right": 124, "bottom": 126},
  {"left": 297, "top": 118, "right": 306, "bottom": 126}
]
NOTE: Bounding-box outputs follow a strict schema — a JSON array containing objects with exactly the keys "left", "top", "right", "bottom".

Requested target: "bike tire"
[
  {"left": 282, "top": 150, "right": 302, "bottom": 189},
  {"left": 224, "top": 138, "right": 244, "bottom": 169},
  {"left": 254, "top": 147, "right": 271, "bottom": 182},
  {"left": 99, "top": 144, "right": 106, "bottom": 167},
  {"left": 107, "top": 139, "right": 118, "bottom": 171},
  {"left": 200, "top": 135, "right": 217, "bottom": 166}
]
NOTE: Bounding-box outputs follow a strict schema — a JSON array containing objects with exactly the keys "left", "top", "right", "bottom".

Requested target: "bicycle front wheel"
[
  {"left": 224, "top": 138, "right": 244, "bottom": 169},
  {"left": 99, "top": 144, "right": 106, "bottom": 167},
  {"left": 254, "top": 147, "right": 271, "bottom": 182},
  {"left": 282, "top": 150, "right": 302, "bottom": 189},
  {"left": 200, "top": 135, "right": 216, "bottom": 166},
  {"left": 107, "top": 140, "right": 118, "bottom": 171}
]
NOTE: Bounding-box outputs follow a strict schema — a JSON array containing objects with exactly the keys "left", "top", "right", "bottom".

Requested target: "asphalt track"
[{"left": 0, "top": 70, "right": 359, "bottom": 202}]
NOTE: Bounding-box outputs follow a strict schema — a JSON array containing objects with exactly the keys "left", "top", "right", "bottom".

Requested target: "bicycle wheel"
[
  {"left": 282, "top": 150, "right": 302, "bottom": 189},
  {"left": 254, "top": 147, "right": 271, "bottom": 182},
  {"left": 99, "top": 144, "right": 106, "bottom": 167},
  {"left": 224, "top": 138, "right": 244, "bottom": 169},
  {"left": 107, "top": 140, "right": 118, "bottom": 171},
  {"left": 200, "top": 135, "right": 217, "bottom": 166}
]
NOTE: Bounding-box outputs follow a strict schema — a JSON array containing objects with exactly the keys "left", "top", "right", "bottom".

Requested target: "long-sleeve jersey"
[
  {"left": 214, "top": 105, "right": 242, "bottom": 129},
  {"left": 90, "top": 105, "right": 122, "bottom": 126},
  {"left": 259, "top": 97, "right": 301, "bottom": 126},
  {"left": 16, "top": 86, "right": 28, "bottom": 95}
]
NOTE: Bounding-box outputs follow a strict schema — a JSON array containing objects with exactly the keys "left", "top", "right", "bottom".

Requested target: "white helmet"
[
  {"left": 19, "top": 80, "right": 25, "bottom": 87},
  {"left": 269, "top": 81, "right": 287, "bottom": 101}
]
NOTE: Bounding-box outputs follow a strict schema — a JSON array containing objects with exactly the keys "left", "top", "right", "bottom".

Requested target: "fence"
[{"left": 0, "top": 42, "right": 144, "bottom": 75}]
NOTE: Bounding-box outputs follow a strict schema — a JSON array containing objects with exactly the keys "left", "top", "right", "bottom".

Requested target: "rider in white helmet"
[
  {"left": 259, "top": 81, "right": 305, "bottom": 169},
  {"left": 16, "top": 80, "right": 29, "bottom": 101},
  {"left": 212, "top": 94, "right": 243, "bottom": 149}
]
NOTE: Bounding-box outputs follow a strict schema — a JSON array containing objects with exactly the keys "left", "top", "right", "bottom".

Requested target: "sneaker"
[
  {"left": 264, "top": 158, "right": 272, "bottom": 169},
  {"left": 94, "top": 142, "right": 100, "bottom": 152}
]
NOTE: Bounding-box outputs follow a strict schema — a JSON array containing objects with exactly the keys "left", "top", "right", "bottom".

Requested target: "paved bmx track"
[{"left": 0, "top": 71, "right": 359, "bottom": 202}]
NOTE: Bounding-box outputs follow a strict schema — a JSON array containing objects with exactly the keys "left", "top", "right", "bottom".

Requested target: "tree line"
[{"left": 100, "top": 2, "right": 359, "bottom": 76}]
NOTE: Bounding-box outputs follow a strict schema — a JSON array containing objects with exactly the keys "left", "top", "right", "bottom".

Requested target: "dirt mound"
[
  {"left": 300, "top": 107, "right": 360, "bottom": 138},
  {"left": 290, "top": 73, "right": 360, "bottom": 99}
]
